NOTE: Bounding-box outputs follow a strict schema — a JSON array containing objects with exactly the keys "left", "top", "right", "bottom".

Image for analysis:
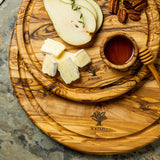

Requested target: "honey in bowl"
[
  {"left": 100, "top": 32, "right": 138, "bottom": 70},
  {"left": 104, "top": 35, "right": 134, "bottom": 65}
]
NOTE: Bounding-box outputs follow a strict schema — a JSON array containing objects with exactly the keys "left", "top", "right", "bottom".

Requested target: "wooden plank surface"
[{"left": 15, "top": 0, "right": 160, "bottom": 102}]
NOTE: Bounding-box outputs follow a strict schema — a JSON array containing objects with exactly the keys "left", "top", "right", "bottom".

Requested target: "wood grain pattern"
[
  {"left": 16, "top": 0, "right": 160, "bottom": 102},
  {"left": 22, "top": 64, "right": 160, "bottom": 139},
  {"left": 9, "top": 26, "right": 160, "bottom": 155}
]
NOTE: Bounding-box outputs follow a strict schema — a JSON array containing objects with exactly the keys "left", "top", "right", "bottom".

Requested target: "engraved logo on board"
[
  {"left": 90, "top": 111, "right": 107, "bottom": 126},
  {"left": 90, "top": 111, "right": 108, "bottom": 132},
  {"left": 86, "top": 65, "right": 99, "bottom": 76}
]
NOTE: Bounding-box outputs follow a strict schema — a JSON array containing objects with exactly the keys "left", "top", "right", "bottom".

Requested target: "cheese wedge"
[
  {"left": 58, "top": 57, "right": 80, "bottom": 84},
  {"left": 74, "top": 49, "right": 91, "bottom": 67},
  {"left": 42, "top": 54, "right": 57, "bottom": 76},
  {"left": 41, "top": 38, "right": 65, "bottom": 57}
]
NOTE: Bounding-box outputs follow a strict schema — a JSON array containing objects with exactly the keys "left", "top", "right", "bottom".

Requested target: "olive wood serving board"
[
  {"left": 9, "top": 25, "right": 160, "bottom": 154},
  {"left": 16, "top": 0, "right": 160, "bottom": 102},
  {"left": 21, "top": 60, "right": 160, "bottom": 140}
]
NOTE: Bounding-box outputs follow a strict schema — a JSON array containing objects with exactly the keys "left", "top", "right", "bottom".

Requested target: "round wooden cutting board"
[
  {"left": 16, "top": 0, "right": 160, "bottom": 102},
  {"left": 9, "top": 25, "right": 160, "bottom": 154}
]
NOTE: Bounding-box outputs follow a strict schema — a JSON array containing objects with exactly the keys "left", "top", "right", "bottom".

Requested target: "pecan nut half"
[
  {"left": 132, "top": 0, "right": 147, "bottom": 11},
  {"left": 123, "top": 0, "right": 133, "bottom": 9},
  {"left": 117, "top": 8, "right": 128, "bottom": 23},
  {"left": 109, "top": 0, "right": 120, "bottom": 14},
  {"left": 127, "top": 9, "right": 141, "bottom": 15},
  {"left": 129, "top": 13, "right": 141, "bottom": 21}
]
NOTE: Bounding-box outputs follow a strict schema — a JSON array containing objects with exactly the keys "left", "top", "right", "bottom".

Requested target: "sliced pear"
[
  {"left": 61, "top": 0, "right": 97, "bottom": 20},
  {"left": 43, "top": 0, "right": 96, "bottom": 46},
  {"left": 80, "top": 7, "right": 96, "bottom": 33},
  {"left": 86, "top": 0, "right": 103, "bottom": 31}
]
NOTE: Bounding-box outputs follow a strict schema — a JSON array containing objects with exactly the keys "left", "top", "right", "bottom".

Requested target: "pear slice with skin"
[
  {"left": 61, "top": 0, "right": 97, "bottom": 20},
  {"left": 43, "top": 0, "right": 96, "bottom": 46},
  {"left": 57, "top": 0, "right": 96, "bottom": 33},
  {"left": 61, "top": 0, "right": 103, "bottom": 32},
  {"left": 86, "top": 0, "right": 103, "bottom": 31}
]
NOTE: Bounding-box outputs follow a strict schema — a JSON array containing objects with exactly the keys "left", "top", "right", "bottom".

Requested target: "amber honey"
[{"left": 104, "top": 35, "right": 135, "bottom": 65}]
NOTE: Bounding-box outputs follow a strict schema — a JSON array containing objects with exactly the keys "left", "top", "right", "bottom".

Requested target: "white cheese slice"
[
  {"left": 74, "top": 49, "right": 91, "bottom": 67},
  {"left": 41, "top": 38, "right": 65, "bottom": 57},
  {"left": 57, "top": 51, "right": 76, "bottom": 65},
  {"left": 58, "top": 57, "right": 80, "bottom": 84},
  {"left": 42, "top": 54, "right": 57, "bottom": 77}
]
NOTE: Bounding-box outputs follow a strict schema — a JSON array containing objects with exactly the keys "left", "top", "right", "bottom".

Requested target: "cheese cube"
[
  {"left": 41, "top": 38, "right": 65, "bottom": 57},
  {"left": 58, "top": 57, "right": 80, "bottom": 84},
  {"left": 42, "top": 55, "right": 57, "bottom": 76},
  {"left": 74, "top": 49, "right": 91, "bottom": 67},
  {"left": 57, "top": 51, "right": 76, "bottom": 65}
]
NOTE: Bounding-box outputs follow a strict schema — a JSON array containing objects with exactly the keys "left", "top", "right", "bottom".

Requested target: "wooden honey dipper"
[{"left": 139, "top": 46, "right": 160, "bottom": 87}]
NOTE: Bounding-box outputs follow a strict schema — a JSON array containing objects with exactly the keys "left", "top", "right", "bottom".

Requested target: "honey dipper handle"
[{"left": 147, "top": 63, "right": 160, "bottom": 87}]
